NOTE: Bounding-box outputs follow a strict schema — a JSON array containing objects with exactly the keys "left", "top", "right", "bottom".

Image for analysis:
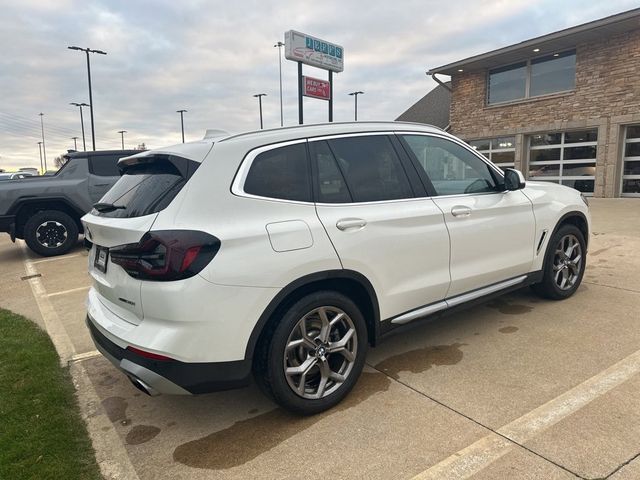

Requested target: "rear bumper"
[
  {"left": 0, "top": 215, "right": 16, "bottom": 241},
  {"left": 86, "top": 315, "right": 252, "bottom": 395}
]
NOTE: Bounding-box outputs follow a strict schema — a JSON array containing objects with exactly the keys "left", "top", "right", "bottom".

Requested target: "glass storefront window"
[
  {"left": 622, "top": 125, "right": 640, "bottom": 197},
  {"left": 528, "top": 129, "right": 598, "bottom": 195}
]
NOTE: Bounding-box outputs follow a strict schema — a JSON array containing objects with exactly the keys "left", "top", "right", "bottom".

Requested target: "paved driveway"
[{"left": 1, "top": 198, "right": 639, "bottom": 479}]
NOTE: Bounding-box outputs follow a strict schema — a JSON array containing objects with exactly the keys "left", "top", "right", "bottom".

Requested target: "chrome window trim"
[{"left": 232, "top": 129, "right": 510, "bottom": 206}]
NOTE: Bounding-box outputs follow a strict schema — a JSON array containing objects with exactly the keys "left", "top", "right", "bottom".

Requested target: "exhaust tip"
[{"left": 127, "top": 375, "right": 159, "bottom": 397}]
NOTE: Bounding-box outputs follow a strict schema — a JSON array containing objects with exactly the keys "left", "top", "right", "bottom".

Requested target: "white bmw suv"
[{"left": 83, "top": 122, "right": 589, "bottom": 414}]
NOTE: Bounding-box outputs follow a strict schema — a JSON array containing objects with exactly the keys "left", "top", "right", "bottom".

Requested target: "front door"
[{"left": 399, "top": 133, "right": 536, "bottom": 297}]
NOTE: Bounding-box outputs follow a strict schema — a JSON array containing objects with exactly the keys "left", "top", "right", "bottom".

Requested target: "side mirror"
[{"left": 504, "top": 168, "right": 526, "bottom": 191}]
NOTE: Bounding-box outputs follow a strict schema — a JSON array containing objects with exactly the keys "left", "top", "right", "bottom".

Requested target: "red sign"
[{"left": 303, "top": 76, "right": 331, "bottom": 100}]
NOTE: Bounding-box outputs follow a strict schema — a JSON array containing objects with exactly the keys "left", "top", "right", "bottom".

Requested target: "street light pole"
[
  {"left": 37, "top": 142, "right": 43, "bottom": 174},
  {"left": 348, "top": 91, "right": 364, "bottom": 121},
  {"left": 70, "top": 102, "right": 89, "bottom": 151},
  {"left": 253, "top": 94, "right": 267, "bottom": 129},
  {"left": 274, "top": 41, "right": 285, "bottom": 127},
  {"left": 176, "top": 110, "right": 187, "bottom": 143},
  {"left": 71, "top": 137, "right": 78, "bottom": 150},
  {"left": 68, "top": 46, "right": 107, "bottom": 151},
  {"left": 118, "top": 130, "right": 127, "bottom": 150},
  {"left": 38, "top": 113, "right": 47, "bottom": 171}
]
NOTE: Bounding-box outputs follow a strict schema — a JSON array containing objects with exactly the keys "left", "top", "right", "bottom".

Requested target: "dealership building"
[{"left": 398, "top": 8, "right": 640, "bottom": 197}]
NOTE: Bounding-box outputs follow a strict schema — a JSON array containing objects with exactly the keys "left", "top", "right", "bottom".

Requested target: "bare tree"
[{"left": 53, "top": 155, "right": 69, "bottom": 169}]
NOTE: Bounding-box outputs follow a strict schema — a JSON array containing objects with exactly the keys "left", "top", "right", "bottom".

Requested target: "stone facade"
[{"left": 449, "top": 29, "right": 640, "bottom": 197}]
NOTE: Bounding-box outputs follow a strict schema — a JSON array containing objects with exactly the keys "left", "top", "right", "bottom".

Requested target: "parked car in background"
[
  {"left": 82, "top": 122, "right": 590, "bottom": 414},
  {"left": 0, "top": 149, "right": 140, "bottom": 256},
  {"left": 0, "top": 172, "right": 34, "bottom": 181}
]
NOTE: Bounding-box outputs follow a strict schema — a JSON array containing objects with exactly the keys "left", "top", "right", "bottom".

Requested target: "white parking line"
[
  {"left": 31, "top": 253, "right": 83, "bottom": 264},
  {"left": 70, "top": 350, "right": 101, "bottom": 363},
  {"left": 412, "top": 348, "right": 640, "bottom": 479},
  {"left": 47, "top": 285, "right": 91, "bottom": 297},
  {"left": 21, "top": 242, "right": 76, "bottom": 365}
]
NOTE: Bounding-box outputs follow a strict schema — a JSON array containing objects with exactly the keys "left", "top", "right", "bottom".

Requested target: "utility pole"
[
  {"left": 274, "top": 41, "right": 285, "bottom": 126},
  {"left": 176, "top": 109, "right": 187, "bottom": 143},
  {"left": 118, "top": 130, "right": 127, "bottom": 150},
  {"left": 348, "top": 91, "right": 364, "bottom": 121},
  {"left": 68, "top": 46, "right": 107, "bottom": 150},
  {"left": 71, "top": 137, "right": 78, "bottom": 150},
  {"left": 253, "top": 94, "right": 267, "bottom": 129},
  {"left": 38, "top": 113, "right": 47, "bottom": 171},
  {"left": 37, "top": 142, "right": 43, "bottom": 174},
  {"left": 70, "top": 102, "right": 89, "bottom": 151}
]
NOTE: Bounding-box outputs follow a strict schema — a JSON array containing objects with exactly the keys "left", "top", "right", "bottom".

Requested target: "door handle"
[
  {"left": 93, "top": 183, "right": 109, "bottom": 187},
  {"left": 336, "top": 218, "right": 367, "bottom": 231},
  {"left": 451, "top": 205, "right": 472, "bottom": 217}
]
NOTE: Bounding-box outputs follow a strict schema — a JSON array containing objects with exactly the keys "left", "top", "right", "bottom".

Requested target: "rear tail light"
[
  {"left": 110, "top": 230, "right": 220, "bottom": 281},
  {"left": 126, "top": 346, "right": 174, "bottom": 361}
]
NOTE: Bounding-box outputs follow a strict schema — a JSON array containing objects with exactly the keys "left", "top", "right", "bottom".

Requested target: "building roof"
[
  {"left": 429, "top": 8, "right": 640, "bottom": 76},
  {"left": 396, "top": 82, "right": 451, "bottom": 128}
]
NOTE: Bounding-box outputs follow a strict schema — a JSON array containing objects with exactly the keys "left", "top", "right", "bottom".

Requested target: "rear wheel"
[
  {"left": 532, "top": 224, "right": 586, "bottom": 300},
  {"left": 254, "top": 291, "right": 367, "bottom": 415},
  {"left": 24, "top": 210, "right": 79, "bottom": 257}
]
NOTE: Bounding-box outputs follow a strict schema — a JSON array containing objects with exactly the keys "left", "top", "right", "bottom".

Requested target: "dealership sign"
[
  {"left": 285, "top": 30, "right": 344, "bottom": 73},
  {"left": 303, "top": 76, "right": 331, "bottom": 100}
]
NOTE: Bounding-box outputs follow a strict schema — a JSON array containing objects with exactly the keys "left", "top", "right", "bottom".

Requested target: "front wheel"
[
  {"left": 254, "top": 291, "right": 368, "bottom": 415},
  {"left": 532, "top": 224, "right": 586, "bottom": 300}
]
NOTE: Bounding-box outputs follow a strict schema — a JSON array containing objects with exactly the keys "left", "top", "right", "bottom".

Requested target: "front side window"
[
  {"left": 244, "top": 143, "right": 311, "bottom": 202},
  {"left": 468, "top": 136, "right": 515, "bottom": 171},
  {"left": 403, "top": 135, "right": 499, "bottom": 196},
  {"left": 488, "top": 50, "right": 576, "bottom": 105},
  {"left": 324, "top": 136, "right": 413, "bottom": 202}
]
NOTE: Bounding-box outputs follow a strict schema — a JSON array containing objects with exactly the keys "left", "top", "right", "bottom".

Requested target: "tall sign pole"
[
  {"left": 285, "top": 31, "right": 343, "bottom": 125},
  {"left": 328, "top": 71, "right": 333, "bottom": 122},
  {"left": 298, "top": 62, "right": 303, "bottom": 124}
]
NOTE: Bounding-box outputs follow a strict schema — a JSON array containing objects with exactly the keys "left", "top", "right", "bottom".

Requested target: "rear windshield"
[{"left": 94, "top": 155, "right": 198, "bottom": 218}]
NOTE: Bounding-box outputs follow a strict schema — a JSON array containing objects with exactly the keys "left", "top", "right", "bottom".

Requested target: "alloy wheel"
[
  {"left": 283, "top": 306, "right": 358, "bottom": 400},
  {"left": 35, "top": 221, "right": 68, "bottom": 248},
  {"left": 553, "top": 233, "right": 583, "bottom": 291}
]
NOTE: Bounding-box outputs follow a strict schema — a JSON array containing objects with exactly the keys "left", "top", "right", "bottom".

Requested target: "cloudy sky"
[{"left": 0, "top": 0, "right": 637, "bottom": 170}]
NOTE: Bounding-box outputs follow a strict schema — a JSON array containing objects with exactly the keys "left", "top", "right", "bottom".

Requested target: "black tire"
[
  {"left": 253, "top": 291, "right": 368, "bottom": 415},
  {"left": 23, "top": 210, "right": 79, "bottom": 257},
  {"left": 532, "top": 223, "right": 586, "bottom": 300}
]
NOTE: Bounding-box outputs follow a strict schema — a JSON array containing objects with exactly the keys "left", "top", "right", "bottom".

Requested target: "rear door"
[
  {"left": 82, "top": 154, "right": 198, "bottom": 325},
  {"left": 311, "top": 134, "right": 451, "bottom": 321},
  {"left": 87, "top": 153, "right": 123, "bottom": 203},
  {"left": 399, "top": 133, "right": 535, "bottom": 297}
]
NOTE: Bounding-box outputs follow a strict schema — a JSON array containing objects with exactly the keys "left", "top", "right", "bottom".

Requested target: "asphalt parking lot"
[{"left": 1, "top": 198, "right": 639, "bottom": 480}]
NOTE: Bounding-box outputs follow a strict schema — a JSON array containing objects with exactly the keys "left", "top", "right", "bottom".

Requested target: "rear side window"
[
  {"left": 89, "top": 155, "right": 122, "bottom": 177},
  {"left": 243, "top": 143, "right": 311, "bottom": 202},
  {"left": 94, "top": 155, "right": 197, "bottom": 218},
  {"left": 325, "top": 136, "right": 413, "bottom": 202}
]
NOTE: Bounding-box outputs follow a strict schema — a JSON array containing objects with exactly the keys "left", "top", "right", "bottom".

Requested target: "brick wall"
[{"left": 448, "top": 29, "right": 640, "bottom": 197}]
